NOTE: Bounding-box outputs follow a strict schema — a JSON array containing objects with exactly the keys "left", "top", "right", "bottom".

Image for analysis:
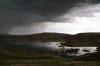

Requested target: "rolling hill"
[{"left": 0, "top": 32, "right": 100, "bottom": 46}]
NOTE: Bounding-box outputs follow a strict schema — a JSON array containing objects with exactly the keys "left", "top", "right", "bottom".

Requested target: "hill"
[
  {"left": 0, "top": 32, "right": 100, "bottom": 61},
  {"left": 0, "top": 32, "right": 100, "bottom": 46},
  {"left": 0, "top": 32, "right": 71, "bottom": 42}
]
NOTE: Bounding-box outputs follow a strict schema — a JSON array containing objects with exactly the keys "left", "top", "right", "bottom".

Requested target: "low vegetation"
[{"left": 0, "top": 32, "right": 100, "bottom": 66}]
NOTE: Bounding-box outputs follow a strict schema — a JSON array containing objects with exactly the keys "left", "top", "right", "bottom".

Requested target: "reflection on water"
[
  {"left": 56, "top": 46, "right": 97, "bottom": 56},
  {"left": 0, "top": 41, "right": 98, "bottom": 56}
]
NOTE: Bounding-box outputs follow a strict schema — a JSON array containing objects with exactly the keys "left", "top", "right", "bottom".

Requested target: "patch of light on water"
[
  {"left": 56, "top": 46, "right": 97, "bottom": 56},
  {"left": 0, "top": 41, "right": 98, "bottom": 56}
]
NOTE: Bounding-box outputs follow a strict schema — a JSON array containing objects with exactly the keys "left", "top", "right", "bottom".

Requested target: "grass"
[
  {"left": 0, "top": 45, "right": 100, "bottom": 66},
  {"left": 0, "top": 59, "right": 100, "bottom": 66},
  {"left": 1, "top": 32, "right": 100, "bottom": 66}
]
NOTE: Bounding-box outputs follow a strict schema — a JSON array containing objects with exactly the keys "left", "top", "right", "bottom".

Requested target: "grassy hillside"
[
  {"left": 64, "top": 33, "right": 100, "bottom": 46},
  {"left": 1, "top": 32, "right": 100, "bottom": 46},
  {"left": 1, "top": 45, "right": 100, "bottom": 61},
  {"left": 0, "top": 32, "right": 70, "bottom": 42},
  {"left": 0, "top": 32, "right": 100, "bottom": 66},
  {"left": 0, "top": 45, "right": 62, "bottom": 59}
]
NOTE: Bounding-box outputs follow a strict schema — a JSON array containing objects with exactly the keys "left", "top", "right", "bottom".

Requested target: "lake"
[{"left": 0, "top": 41, "right": 97, "bottom": 56}]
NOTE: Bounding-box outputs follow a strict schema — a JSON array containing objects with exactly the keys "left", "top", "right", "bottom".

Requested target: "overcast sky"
[
  {"left": 45, "top": 4, "right": 100, "bottom": 35},
  {"left": 0, "top": 0, "right": 100, "bottom": 35}
]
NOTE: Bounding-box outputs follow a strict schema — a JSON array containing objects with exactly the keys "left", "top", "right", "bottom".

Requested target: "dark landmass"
[
  {"left": 0, "top": 32, "right": 100, "bottom": 66},
  {"left": 0, "top": 32, "right": 100, "bottom": 46}
]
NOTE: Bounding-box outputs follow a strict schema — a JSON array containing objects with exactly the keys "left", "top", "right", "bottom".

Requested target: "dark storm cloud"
[
  {"left": 1, "top": 0, "right": 91, "bottom": 16},
  {"left": 91, "top": 0, "right": 100, "bottom": 4},
  {"left": 0, "top": 0, "right": 100, "bottom": 34}
]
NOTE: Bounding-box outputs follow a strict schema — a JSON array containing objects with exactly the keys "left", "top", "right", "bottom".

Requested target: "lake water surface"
[{"left": 0, "top": 41, "right": 97, "bottom": 56}]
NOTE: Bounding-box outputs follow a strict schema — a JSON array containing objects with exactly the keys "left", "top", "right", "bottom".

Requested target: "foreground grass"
[
  {"left": 0, "top": 42, "right": 100, "bottom": 66},
  {"left": 0, "top": 58, "right": 100, "bottom": 66},
  {"left": 0, "top": 46, "right": 99, "bottom": 66},
  {"left": 0, "top": 56, "right": 70, "bottom": 66}
]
